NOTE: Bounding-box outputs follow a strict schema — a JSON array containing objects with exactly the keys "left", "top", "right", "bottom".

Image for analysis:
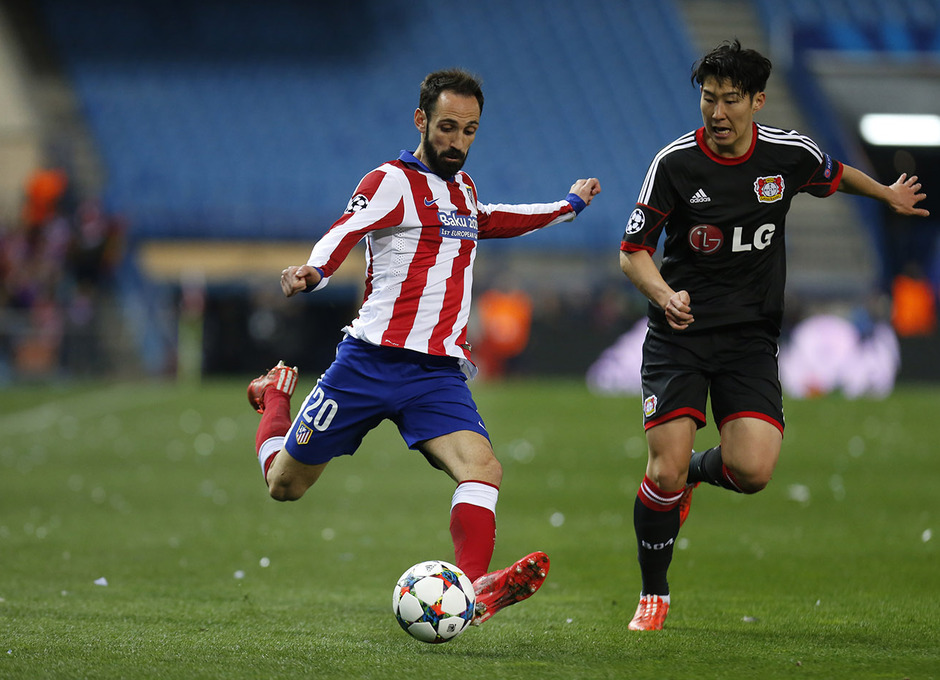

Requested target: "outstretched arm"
[
  {"left": 477, "top": 177, "right": 602, "bottom": 239},
  {"left": 838, "top": 166, "right": 930, "bottom": 217}
]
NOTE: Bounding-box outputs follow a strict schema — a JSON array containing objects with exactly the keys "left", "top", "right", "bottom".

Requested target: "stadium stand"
[
  {"left": 754, "top": 0, "right": 940, "bottom": 53},
  {"left": 8, "top": 0, "right": 937, "bottom": 378},
  {"left": 36, "top": 0, "right": 701, "bottom": 250},
  {"left": 753, "top": 0, "right": 940, "bottom": 286}
]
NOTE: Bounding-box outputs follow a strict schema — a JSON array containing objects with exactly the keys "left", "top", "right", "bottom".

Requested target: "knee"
[
  {"left": 479, "top": 455, "right": 503, "bottom": 487},
  {"left": 726, "top": 463, "right": 774, "bottom": 494},
  {"left": 646, "top": 458, "right": 689, "bottom": 493},
  {"left": 648, "top": 469, "right": 687, "bottom": 493},
  {"left": 720, "top": 420, "right": 781, "bottom": 493},
  {"left": 459, "top": 449, "right": 502, "bottom": 487},
  {"left": 737, "top": 476, "right": 770, "bottom": 494},
  {"left": 267, "top": 479, "right": 305, "bottom": 502}
]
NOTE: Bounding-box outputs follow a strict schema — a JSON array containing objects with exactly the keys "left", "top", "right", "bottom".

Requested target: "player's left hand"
[
  {"left": 888, "top": 173, "right": 930, "bottom": 217},
  {"left": 570, "top": 178, "right": 601, "bottom": 206}
]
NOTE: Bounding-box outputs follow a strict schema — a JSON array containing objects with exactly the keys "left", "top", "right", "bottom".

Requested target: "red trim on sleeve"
[
  {"left": 621, "top": 241, "right": 656, "bottom": 254},
  {"left": 824, "top": 161, "right": 844, "bottom": 196}
]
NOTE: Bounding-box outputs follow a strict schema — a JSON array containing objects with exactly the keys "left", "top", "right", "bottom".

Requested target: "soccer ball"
[{"left": 392, "top": 560, "right": 476, "bottom": 643}]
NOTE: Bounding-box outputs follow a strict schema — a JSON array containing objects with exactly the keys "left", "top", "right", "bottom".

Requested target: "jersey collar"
[
  {"left": 696, "top": 123, "right": 758, "bottom": 165},
  {"left": 398, "top": 149, "right": 456, "bottom": 181}
]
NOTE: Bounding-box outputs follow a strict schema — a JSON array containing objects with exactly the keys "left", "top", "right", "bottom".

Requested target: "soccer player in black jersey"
[{"left": 619, "top": 40, "right": 929, "bottom": 631}]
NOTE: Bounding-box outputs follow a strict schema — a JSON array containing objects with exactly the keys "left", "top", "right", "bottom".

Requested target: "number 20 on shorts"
[{"left": 302, "top": 386, "right": 339, "bottom": 431}]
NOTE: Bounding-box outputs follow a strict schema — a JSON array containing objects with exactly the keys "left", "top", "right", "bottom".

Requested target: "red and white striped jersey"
[{"left": 306, "top": 151, "right": 581, "bottom": 374}]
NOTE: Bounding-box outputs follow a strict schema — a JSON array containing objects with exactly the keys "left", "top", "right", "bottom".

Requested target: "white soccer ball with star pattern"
[{"left": 392, "top": 560, "right": 476, "bottom": 643}]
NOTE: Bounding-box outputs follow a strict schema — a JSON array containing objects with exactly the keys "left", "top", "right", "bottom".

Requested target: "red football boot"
[
  {"left": 471, "top": 551, "right": 550, "bottom": 625},
  {"left": 247, "top": 361, "right": 298, "bottom": 414}
]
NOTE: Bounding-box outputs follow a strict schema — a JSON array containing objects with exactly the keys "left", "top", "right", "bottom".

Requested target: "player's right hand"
[
  {"left": 665, "top": 290, "right": 694, "bottom": 330},
  {"left": 281, "top": 265, "right": 321, "bottom": 297}
]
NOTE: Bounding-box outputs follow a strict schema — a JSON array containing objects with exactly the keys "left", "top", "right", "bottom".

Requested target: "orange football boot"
[{"left": 628, "top": 594, "right": 670, "bottom": 631}]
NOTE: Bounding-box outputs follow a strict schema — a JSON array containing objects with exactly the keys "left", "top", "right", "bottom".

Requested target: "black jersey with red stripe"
[{"left": 621, "top": 122, "right": 843, "bottom": 335}]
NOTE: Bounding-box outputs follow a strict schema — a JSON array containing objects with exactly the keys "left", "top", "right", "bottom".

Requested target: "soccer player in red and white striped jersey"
[
  {"left": 304, "top": 147, "right": 583, "bottom": 371},
  {"left": 248, "top": 68, "right": 600, "bottom": 625}
]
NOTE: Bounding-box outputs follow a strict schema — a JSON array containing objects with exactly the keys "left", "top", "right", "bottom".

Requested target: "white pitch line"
[{"left": 0, "top": 384, "right": 181, "bottom": 436}]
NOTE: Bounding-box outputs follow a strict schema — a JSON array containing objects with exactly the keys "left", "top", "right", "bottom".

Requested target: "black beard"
[{"left": 421, "top": 131, "right": 467, "bottom": 178}]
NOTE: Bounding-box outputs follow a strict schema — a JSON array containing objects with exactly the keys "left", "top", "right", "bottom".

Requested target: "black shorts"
[{"left": 640, "top": 324, "right": 784, "bottom": 434}]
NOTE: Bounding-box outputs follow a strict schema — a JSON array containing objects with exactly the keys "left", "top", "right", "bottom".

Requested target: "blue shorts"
[{"left": 284, "top": 336, "right": 490, "bottom": 466}]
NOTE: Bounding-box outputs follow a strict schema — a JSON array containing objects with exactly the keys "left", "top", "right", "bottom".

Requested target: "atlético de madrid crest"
[{"left": 754, "top": 175, "right": 784, "bottom": 203}]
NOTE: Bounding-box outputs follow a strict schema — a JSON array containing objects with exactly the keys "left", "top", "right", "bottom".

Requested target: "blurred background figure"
[
  {"left": 891, "top": 264, "right": 937, "bottom": 337},
  {"left": 474, "top": 289, "right": 533, "bottom": 379},
  {"left": 21, "top": 165, "right": 69, "bottom": 231}
]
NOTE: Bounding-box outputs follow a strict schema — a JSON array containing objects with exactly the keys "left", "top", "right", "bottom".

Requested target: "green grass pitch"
[{"left": 0, "top": 378, "right": 937, "bottom": 679}]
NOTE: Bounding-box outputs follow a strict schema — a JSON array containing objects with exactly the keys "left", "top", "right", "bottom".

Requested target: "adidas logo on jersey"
[{"left": 690, "top": 189, "right": 711, "bottom": 204}]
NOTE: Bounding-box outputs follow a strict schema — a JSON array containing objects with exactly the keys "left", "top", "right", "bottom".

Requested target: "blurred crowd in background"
[
  {"left": 1, "top": 0, "right": 938, "bottom": 392},
  {"left": 0, "top": 166, "right": 124, "bottom": 381}
]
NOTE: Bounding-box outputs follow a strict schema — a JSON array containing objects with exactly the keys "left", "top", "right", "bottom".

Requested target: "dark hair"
[
  {"left": 691, "top": 39, "right": 772, "bottom": 97},
  {"left": 419, "top": 68, "right": 484, "bottom": 118}
]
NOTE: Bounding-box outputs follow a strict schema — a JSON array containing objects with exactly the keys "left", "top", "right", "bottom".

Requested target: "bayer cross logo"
[
  {"left": 753, "top": 175, "right": 784, "bottom": 203},
  {"left": 346, "top": 194, "right": 369, "bottom": 213},
  {"left": 625, "top": 208, "right": 645, "bottom": 234}
]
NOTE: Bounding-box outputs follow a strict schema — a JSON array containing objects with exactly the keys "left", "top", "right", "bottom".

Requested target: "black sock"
[
  {"left": 633, "top": 493, "right": 679, "bottom": 596},
  {"left": 688, "top": 445, "right": 742, "bottom": 492}
]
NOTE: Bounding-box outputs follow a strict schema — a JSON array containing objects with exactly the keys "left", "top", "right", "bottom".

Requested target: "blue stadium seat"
[
  {"left": 756, "top": 0, "right": 939, "bottom": 55},
  {"left": 39, "top": 0, "right": 701, "bottom": 249}
]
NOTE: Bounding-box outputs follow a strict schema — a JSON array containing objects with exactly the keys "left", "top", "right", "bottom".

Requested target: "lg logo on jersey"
[
  {"left": 687, "top": 223, "right": 776, "bottom": 254},
  {"left": 734, "top": 223, "right": 776, "bottom": 251},
  {"left": 688, "top": 225, "right": 723, "bottom": 254}
]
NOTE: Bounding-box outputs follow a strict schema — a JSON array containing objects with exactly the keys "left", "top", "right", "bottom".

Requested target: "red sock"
[
  {"left": 255, "top": 389, "right": 292, "bottom": 478},
  {"left": 450, "top": 502, "right": 496, "bottom": 582},
  {"left": 449, "top": 480, "right": 499, "bottom": 581}
]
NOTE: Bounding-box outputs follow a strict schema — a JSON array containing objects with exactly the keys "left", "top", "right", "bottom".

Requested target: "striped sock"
[
  {"left": 255, "top": 389, "right": 292, "bottom": 481},
  {"left": 634, "top": 475, "right": 683, "bottom": 596},
  {"left": 450, "top": 481, "right": 498, "bottom": 582}
]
